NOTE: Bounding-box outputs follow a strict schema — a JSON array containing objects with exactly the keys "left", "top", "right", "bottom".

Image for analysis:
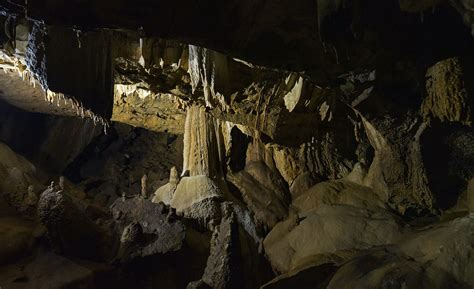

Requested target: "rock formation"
[
  {"left": 152, "top": 166, "right": 180, "bottom": 204},
  {"left": 0, "top": 1, "right": 473, "bottom": 289}
]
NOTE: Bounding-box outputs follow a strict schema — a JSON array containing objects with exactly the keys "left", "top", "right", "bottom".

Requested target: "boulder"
[
  {"left": 289, "top": 172, "right": 319, "bottom": 199},
  {"left": 189, "top": 202, "right": 273, "bottom": 289},
  {"left": 326, "top": 214, "right": 474, "bottom": 289},
  {"left": 422, "top": 57, "right": 473, "bottom": 125},
  {"left": 264, "top": 180, "right": 402, "bottom": 273},
  {"left": 263, "top": 214, "right": 474, "bottom": 289},
  {"left": 200, "top": 204, "right": 243, "bottom": 289},
  {"left": 170, "top": 175, "right": 223, "bottom": 213},
  {"left": 399, "top": 214, "right": 474, "bottom": 285},
  {"left": 0, "top": 142, "right": 43, "bottom": 213},
  {"left": 227, "top": 170, "right": 288, "bottom": 230},
  {"left": 37, "top": 188, "right": 109, "bottom": 260},
  {"left": 292, "top": 180, "right": 386, "bottom": 213},
  {"left": 111, "top": 196, "right": 186, "bottom": 261},
  {"left": 326, "top": 247, "right": 459, "bottom": 289}
]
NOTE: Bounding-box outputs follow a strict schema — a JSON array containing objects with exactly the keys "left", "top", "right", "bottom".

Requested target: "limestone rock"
[
  {"left": 151, "top": 188, "right": 170, "bottom": 203},
  {"left": 264, "top": 204, "right": 402, "bottom": 274},
  {"left": 182, "top": 105, "right": 226, "bottom": 178},
  {"left": 245, "top": 161, "right": 290, "bottom": 206},
  {"left": 152, "top": 166, "right": 180, "bottom": 205},
  {"left": 343, "top": 162, "right": 369, "bottom": 186},
  {"left": 264, "top": 180, "right": 402, "bottom": 273},
  {"left": 189, "top": 203, "right": 272, "bottom": 289},
  {"left": 270, "top": 144, "right": 303, "bottom": 186},
  {"left": 0, "top": 142, "right": 43, "bottom": 213},
  {"left": 264, "top": 214, "right": 474, "bottom": 289},
  {"left": 326, "top": 247, "right": 454, "bottom": 289},
  {"left": 170, "top": 175, "right": 223, "bottom": 213},
  {"left": 188, "top": 45, "right": 230, "bottom": 109},
  {"left": 112, "top": 83, "right": 187, "bottom": 134},
  {"left": 422, "top": 57, "right": 473, "bottom": 125},
  {"left": 2, "top": 3, "right": 474, "bottom": 289},
  {"left": 0, "top": 100, "right": 101, "bottom": 174},
  {"left": 200, "top": 205, "right": 242, "bottom": 289},
  {"left": 181, "top": 197, "right": 223, "bottom": 229},
  {"left": 292, "top": 180, "right": 386, "bottom": 213},
  {"left": 399, "top": 214, "right": 474, "bottom": 285},
  {"left": 37, "top": 188, "right": 109, "bottom": 261},
  {"left": 360, "top": 116, "right": 434, "bottom": 215},
  {"left": 326, "top": 215, "right": 474, "bottom": 288},
  {"left": 29, "top": 26, "right": 115, "bottom": 118},
  {"left": 67, "top": 122, "right": 183, "bottom": 204},
  {"left": 268, "top": 127, "right": 357, "bottom": 182},
  {"left": 111, "top": 196, "right": 186, "bottom": 261},
  {"left": 227, "top": 170, "right": 288, "bottom": 230},
  {"left": 289, "top": 172, "right": 319, "bottom": 199},
  {"left": 187, "top": 280, "right": 212, "bottom": 289}
]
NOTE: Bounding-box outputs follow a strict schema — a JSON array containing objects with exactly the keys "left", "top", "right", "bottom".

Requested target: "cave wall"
[{"left": 0, "top": 99, "right": 100, "bottom": 174}]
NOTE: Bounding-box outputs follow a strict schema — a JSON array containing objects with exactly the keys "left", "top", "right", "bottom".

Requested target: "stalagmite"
[
  {"left": 139, "top": 38, "right": 145, "bottom": 67},
  {"left": 152, "top": 167, "right": 180, "bottom": 205},
  {"left": 141, "top": 174, "right": 148, "bottom": 198},
  {"left": 59, "top": 176, "right": 65, "bottom": 191}
]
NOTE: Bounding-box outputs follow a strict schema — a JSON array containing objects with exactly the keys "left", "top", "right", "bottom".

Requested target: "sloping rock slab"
[{"left": 111, "top": 197, "right": 186, "bottom": 258}]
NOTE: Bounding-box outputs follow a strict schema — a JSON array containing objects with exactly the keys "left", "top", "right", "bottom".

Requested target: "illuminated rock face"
[
  {"left": 0, "top": 2, "right": 474, "bottom": 289},
  {"left": 422, "top": 57, "right": 473, "bottom": 125}
]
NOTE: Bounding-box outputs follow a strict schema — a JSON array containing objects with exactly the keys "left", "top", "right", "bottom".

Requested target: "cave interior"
[{"left": 0, "top": 1, "right": 473, "bottom": 289}]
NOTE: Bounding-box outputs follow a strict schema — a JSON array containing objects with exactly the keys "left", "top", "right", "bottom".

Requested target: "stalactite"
[
  {"left": 0, "top": 51, "right": 110, "bottom": 133},
  {"left": 74, "top": 29, "right": 82, "bottom": 48},
  {"left": 139, "top": 38, "right": 145, "bottom": 67}
]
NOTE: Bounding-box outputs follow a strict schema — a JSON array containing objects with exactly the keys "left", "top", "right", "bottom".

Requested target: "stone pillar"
[{"left": 182, "top": 105, "right": 225, "bottom": 178}]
